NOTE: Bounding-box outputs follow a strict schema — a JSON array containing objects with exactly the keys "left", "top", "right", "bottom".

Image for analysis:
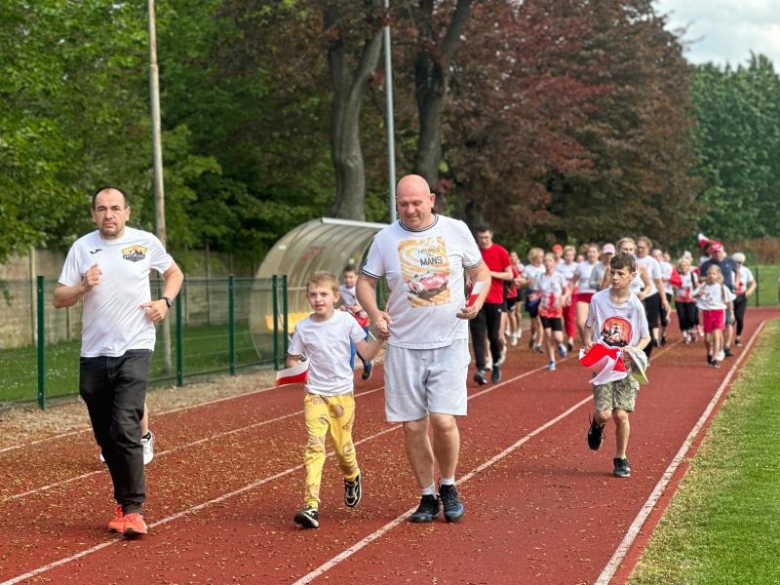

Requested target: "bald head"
[
  {"left": 395, "top": 175, "right": 435, "bottom": 230},
  {"left": 91, "top": 187, "right": 131, "bottom": 239}
]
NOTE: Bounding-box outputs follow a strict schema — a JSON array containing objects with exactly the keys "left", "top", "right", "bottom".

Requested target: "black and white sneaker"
[
  {"left": 473, "top": 369, "right": 487, "bottom": 386},
  {"left": 294, "top": 505, "right": 319, "bottom": 529},
  {"left": 344, "top": 474, "right": 362, "bottom": 508},
  {"left": 409, "top": 495, "right": 440, "bottom": 523},
  {"left": 361, "top": 361, "right": 373, "bottom": 380},
  {"left": 587, "top": 416, "right": 605, "bottom": 451},
  {"left": 439, "top": 484, "right": 465, "bottom": 523},
  {"left": 613, "top": 457, "right": 631, "bottom": 478}
]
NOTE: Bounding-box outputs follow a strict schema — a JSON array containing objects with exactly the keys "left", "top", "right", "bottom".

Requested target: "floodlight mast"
[{"left": 384, "top": 0, "right": 397, "bottom": 223}]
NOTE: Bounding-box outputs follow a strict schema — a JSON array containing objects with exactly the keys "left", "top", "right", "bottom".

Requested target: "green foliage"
[{"left": 692, "top": 55, "right": 780, "bottom": 240}]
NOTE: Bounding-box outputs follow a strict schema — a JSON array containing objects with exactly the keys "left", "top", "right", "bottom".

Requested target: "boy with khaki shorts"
[{"left": 583, "top": 252, "right": 651, "bottom": 478}]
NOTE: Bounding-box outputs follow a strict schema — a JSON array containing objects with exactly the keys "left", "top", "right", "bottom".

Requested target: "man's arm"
[
  {"left": 356, "top": 274, "right": 391, "bottom": 335},
  {"left": 141, "top": 262, "right": 184, "bottom": 323},
  {"left": 286, "top": 353, "right": 302, "bottom": 369},
  {"left": 53, "top": 263, "right": 102, "bottom": 309},
  {"left": 458, "top": 261, "right": 491, "bottom": 320},
  {"left": 491, "top": 263, "right": 513, "bottom": 282}
]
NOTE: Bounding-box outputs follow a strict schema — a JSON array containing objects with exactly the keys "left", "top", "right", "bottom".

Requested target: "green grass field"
[
  {"left": 630, "top": 320, "right": 780, "bottom": 584},
  {"left": 0, "top": 323, "right": 271, "bottom": 404}
]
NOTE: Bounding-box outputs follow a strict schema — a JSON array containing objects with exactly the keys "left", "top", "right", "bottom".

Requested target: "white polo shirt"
[{"left": 58, "top": 227, "right": 174, "bottom": 357}]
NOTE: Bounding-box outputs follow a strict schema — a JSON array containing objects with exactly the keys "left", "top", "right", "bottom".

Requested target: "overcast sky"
[{"left": 654, "top": 0, "right": 780, "bottom": 68}]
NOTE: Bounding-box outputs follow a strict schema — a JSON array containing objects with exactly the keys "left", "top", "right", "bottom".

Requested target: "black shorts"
[
  {"left": 540, "top": 316, "right": 563, "bottom": 332},
  {"left": 525, "top": 297, "right": 541, "bottom": 318},
  {"left": 643, "top": 293, "right": 661, "bottom": 329},
  {"left": 506, "top": 296, "right": 519, "bottom": 312}
]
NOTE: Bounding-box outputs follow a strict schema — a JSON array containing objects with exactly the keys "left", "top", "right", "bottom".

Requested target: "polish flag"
[
  {"left": 579, "top": 343, "right": 628, "bottom": 385},
  {"left": 467, "top": 281, "right": 486, "bottom": 307},
  {"left": 275, "top": 360, "right": 309, "bottom": 386}
]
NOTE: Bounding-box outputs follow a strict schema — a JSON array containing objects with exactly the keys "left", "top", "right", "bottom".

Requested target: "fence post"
[
  {"left": 755, "top": 266, "right": 760, "bottom": 307},
  {"left": 175, "top": 293, "right": 184, "bottom": 387},
  {"left": 282, "top": 275, "right": 289, "bottom": 358},
  {"left": 229, "top": 275, "right": 236, "bottom": 376},
  {"left": 272, "top": 275, "right": 279, "bottom": 370},
  {"left": 36, "top": 276, "right": 46, "bottom": 410}
]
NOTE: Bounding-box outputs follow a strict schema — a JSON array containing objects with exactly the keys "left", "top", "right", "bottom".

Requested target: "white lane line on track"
[
  {"left": 0, "top": 381, "right": 286, "bottom": 455},
  {"left": 2, "top": 386, "right": 383, "bottom": 503},
  {"left": 292, "top": 395, "right": 595, "bottom": 585},
  {"left": 291, "top": 340, "right": 684, "bottom": 584},
  {"left": 0, "top": 358, "right": 566, "bottom": 584},
  {"left": 594, "top": 320, "right": 766, "bottom": 585}
]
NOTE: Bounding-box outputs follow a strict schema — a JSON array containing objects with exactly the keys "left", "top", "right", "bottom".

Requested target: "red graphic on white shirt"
[{"left": 600, "top": 316, "right": 633, "bottom": 348}]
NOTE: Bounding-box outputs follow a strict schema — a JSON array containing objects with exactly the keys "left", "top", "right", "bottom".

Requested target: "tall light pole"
[
  {"left": 148, "top": 0, "right": 172, "bottom": 374},
  {"left": 384, "top": 0, "right": 397, "bottom": 223}
]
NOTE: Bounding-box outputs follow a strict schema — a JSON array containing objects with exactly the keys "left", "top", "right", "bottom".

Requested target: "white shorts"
[{"left": 384, "top": 338, "right": 470, "bottom": 422}]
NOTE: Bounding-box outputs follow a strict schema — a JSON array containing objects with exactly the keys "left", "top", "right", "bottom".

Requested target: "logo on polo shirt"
[{"left": 122, "top": 245, "right": 147, "bottom": 262}]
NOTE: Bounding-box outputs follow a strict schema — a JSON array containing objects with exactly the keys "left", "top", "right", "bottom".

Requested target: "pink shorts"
[
  {"left": 575, "top": 293, "right": 594, "bottom": 305},
  {"left": 702, "top": 309, "right": 725, "bottom": 333}
]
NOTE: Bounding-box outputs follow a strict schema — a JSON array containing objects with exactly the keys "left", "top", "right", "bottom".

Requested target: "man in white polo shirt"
[
  {"left": 53, "top": 187, "right": 183, "bottom": 538},
  {"left": 357, "top": 175, "right": 490, "bottom": 524}
]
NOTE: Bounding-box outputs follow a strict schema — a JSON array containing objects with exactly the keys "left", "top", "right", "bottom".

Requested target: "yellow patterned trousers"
[{"left": 303, "top": 392, "right": 359, "bottom": 508}]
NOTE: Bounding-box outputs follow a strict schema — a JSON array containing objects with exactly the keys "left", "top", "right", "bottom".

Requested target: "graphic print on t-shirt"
[
  {"left": 600, "top": 316, "right": 633, "bottom": 347},
  {"left": 398, "top": 236, "right": 451, "bottom": 307}
]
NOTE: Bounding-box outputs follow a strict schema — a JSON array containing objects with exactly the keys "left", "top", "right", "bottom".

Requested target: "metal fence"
[{"left": 0, "top": 276, "right": 291, "bottom": 408}]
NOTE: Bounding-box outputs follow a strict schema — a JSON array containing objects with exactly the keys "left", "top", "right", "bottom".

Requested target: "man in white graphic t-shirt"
[
  {"left": 357, "top": 175, "right": 490, "bottom": 524},
  {"left": 53, "top": 187, "right": 183, "bottom": 538}
]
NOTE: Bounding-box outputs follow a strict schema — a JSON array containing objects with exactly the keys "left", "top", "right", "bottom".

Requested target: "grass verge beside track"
[{"left": 630, "top": 320, "right": 780, "bottom": 585}]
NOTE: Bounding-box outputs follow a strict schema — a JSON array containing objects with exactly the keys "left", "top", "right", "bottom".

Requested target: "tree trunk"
[
  {"left": 413, "top": 0, "right": 473, "bottom": 189},
  {"left": 325, "top": 4, "right": 384, "bottom": 220}
]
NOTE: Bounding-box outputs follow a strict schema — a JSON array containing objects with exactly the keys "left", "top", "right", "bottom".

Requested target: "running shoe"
[
  {"left": 661, "top": 333, "right": 668, "bottom": 346},
  {"left": 567, "top": 339, "right": 574, "bottom": 353},
  {"left": 534, "top": 344, "right": 545, "bottom": 354},
  {"left": 497, "top": 345, "right": 507, "bottom": 366},
  {"left": 511, "top": 333, "right": 519, "bottom": 347},
  {"left": 707, "top": 354, "right": 714, "bottom": 366},
  {"left": 528, "top": 334, "right": 536, "bottom": 349},
  {"left": 491, "top": 364, "right": 502, "bottom": 384},
  {"left": 107, "top": 504, "right": 124, "bottom": 533},
  {"left": 122, "top": 513, "right": 148, "bottom": 538},
  {"left": 142, "top": 431, "right": 154, "bottom": 466},
  {"left": 612, "top": 457, "right": 631, "bottom": 478},
  {"left": 735, "top": 337, "right": 742, "bottom": 347},
  {"left": 547, "top": 360, "right": 556, "bottom": 372},
  {"left": 410, "top": 494, "right": 440, "bottom": 523},
  {"left": 473, "top": 369, "right": 487, "bottom": 386},
  {"left": 99, "top": 451, "right": 106, "bottom": 464},
  {"left": 439, "top": 484, "right": 465, "bottom": 523},
  {"left": 587, "top": 417, "right": 605, "bottom": 451},
  {"left": 716, "top": 350, "right": 725, "bottom": 362},
  {"left": 294, "top": 505, "right": 319, "bottom": 529},
  {"left": 361, "top": 361, "right": 374, "bottom": 380},
  {"left": 344, "top": 474, "right": 362, "bottom": 508},
  {"left": 484, "top": 358, "right": 493, "bottom": 371},
  {"left": 723, "top": 348, "right": 733, "bottom": 358},
  {"left": 557, "top": 343, "right": 568, "bottom": 358}
]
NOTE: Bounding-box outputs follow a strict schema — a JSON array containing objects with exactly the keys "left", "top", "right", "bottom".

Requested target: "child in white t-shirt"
[
  {"left": 340, "top": 264, "right": 373, "bottom": 380},
  {"left": 694, "top": 264, "right": 735, "bottom": 368},
  {"left": 287, "top": 271, "right": 383, "bottom": 529},
  {"left": 584, "top": 252, "right": 651, "bottom": 479}
]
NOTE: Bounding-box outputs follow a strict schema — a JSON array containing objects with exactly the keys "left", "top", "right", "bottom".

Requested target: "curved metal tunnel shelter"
[{"left": 249, "top": 218, "right": 388, "bottom": 362}]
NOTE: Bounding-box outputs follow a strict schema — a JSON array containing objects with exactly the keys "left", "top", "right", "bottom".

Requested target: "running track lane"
[{"left": 1, "top": 309, "right": 776, "bottom": 584}]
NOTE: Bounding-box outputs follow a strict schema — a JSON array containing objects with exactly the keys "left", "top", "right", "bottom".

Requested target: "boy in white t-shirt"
[
  {"left": 584, "top": 252, "right": 651, "bottom": 479},
  {"left": 287, "top": 271, "right": 383, "bottom": 529},
  {"left": 339, "top": 264, "right": 373, "bottom": 380}
]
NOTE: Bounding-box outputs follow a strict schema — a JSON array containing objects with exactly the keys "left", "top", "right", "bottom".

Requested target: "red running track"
[{"left": 1, "top": 308, "right": 776, "bottom": 584}]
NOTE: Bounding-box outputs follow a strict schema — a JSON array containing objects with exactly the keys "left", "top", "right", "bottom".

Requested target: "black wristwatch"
[{"left": 161, "top": 296, "right": 173, "bottom": 309}]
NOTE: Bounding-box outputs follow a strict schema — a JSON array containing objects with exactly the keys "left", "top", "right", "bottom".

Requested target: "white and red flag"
[
  {"left": 466, "top": 281, "right": 486, "bottom": 307},
  {"left": 275, "top": 360, "right": 309, "bottom": 386},
  {"left": 579, "top": 343, "right": 628, "bottom": 385}
]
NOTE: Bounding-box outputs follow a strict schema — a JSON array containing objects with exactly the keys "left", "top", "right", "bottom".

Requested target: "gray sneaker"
[
  {"left": 409, "top": 495, "right": 440, "bottom": 523},
  {"left": 344, "top": 474, "right": 362, "bottom": 508},
  {"left": 473, "top": 369, "right": 487, "bottom": 386},
  {"left": 613, "top": 457, "right": 631, "bottom": 478}
]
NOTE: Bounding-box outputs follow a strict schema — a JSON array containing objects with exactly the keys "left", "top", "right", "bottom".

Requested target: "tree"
[{"left": 691, "top": 54, "right": 780, "bottom": 240}]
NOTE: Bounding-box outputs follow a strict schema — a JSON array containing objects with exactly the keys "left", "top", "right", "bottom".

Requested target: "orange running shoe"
[
  {"left": 107, "top": 505, "right": 124, "bottom": 533},
  {"left": 122, "top": 513, "right": 148, "bottom": 538}
]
